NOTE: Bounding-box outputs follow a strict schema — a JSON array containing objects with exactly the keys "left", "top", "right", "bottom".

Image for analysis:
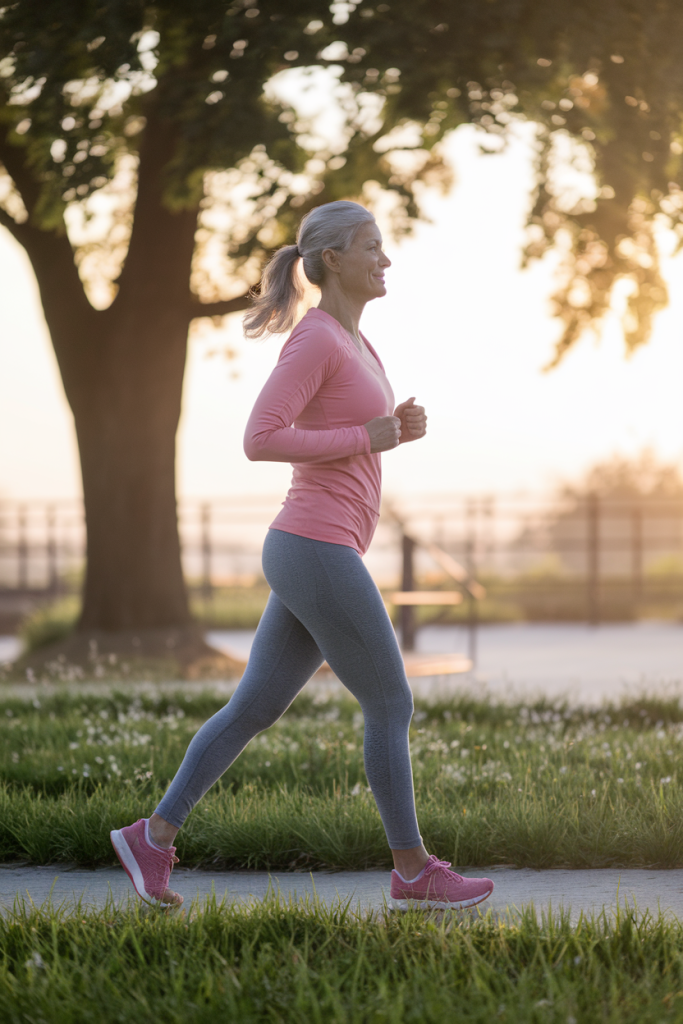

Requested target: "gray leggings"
[{"left": 155, "top": 528, "right": 421, "bottom": 849}]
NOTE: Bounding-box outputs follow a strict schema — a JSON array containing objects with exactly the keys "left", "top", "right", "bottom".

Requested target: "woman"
[{"left": 110, "top": 200, "right": 494, "bottom": 911}]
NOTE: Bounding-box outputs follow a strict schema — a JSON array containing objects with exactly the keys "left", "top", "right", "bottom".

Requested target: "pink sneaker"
[
  {"left": 391, "top": 855, "right": 494, "bottom": 910},
  {"left": 110, "top": 818, "right": 182, "bottom": 907}
]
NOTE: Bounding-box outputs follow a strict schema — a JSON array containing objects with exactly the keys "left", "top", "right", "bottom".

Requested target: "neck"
[{"left": 317, "top": 286, "right": 365, "bottom": 341}]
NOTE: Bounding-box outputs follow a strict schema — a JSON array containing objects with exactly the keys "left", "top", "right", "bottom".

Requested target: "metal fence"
[{"left": 1, "top": 493, "right": 682, "bottom": 625}]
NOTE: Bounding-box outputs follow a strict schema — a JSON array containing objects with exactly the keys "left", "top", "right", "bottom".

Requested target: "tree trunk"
[
  {"left": 75, "top": 313, "right": 191, "bottom": 630},
  {"left": 49, "top": 113, "right": 200, "bottom": 632}
]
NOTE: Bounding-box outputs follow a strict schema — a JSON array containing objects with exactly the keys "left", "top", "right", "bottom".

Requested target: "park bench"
[
  {"left": 316, "top": 533, "right": 486, "bottom": 679},
  {"left": 385, "top": 528, "right": 486, "bottom": 676}
]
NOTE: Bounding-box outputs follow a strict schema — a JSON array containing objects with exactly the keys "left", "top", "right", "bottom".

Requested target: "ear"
[{"left": 321, "top": 247, "right": 342, "bottom": 274}]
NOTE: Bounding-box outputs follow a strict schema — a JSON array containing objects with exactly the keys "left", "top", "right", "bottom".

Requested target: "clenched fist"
[
  {"left": 394, "top": 396, "right": 427, "bottom": 442},
  {"left": 364, "top": 415, "right": 402, "bottom": 453}
]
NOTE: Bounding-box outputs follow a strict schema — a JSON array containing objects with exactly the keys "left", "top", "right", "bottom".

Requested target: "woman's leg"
[
  {"left": 262, "top": 529, "right": 424, "bottom": 857},
  {"left": 113, "top": 528, "right": 492, "bottom": 909},
  {"left": 153, "top": 589, "right": 324, "bottom": 830}
]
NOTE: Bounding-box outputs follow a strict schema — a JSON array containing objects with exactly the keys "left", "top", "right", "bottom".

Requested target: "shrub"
[{"left": 18, "top": 596, "right": 80, "bottom": 652}]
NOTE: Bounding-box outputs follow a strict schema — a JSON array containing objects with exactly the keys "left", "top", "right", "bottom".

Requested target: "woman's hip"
[{"left": 262, "top": 529, "right": 395, "bottom": 646}]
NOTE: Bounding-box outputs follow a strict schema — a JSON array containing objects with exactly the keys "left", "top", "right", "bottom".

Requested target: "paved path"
[
  {"left": 2, "top": 865, "right": 683, "bottom": 922},
  {"left": 210, "top": 623, "right": 683, "bottom": 704},
  {"left": 4, "top": 622, "right": 683, "bottom": 705}
]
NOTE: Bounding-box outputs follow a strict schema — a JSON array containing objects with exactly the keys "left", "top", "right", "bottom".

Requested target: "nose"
[{"left": 380, "top": 250, "right": 391, "bottom": 268}]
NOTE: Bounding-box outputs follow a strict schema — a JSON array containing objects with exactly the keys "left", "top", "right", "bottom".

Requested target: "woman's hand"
[
  {"left": 394, "top": 397, "right": 427, "bottom": 442},
  {"left": 364, "top": 415, "right": 402, "bottom": 453}
]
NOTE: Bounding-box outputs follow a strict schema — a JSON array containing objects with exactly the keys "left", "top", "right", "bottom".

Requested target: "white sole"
[
  {"left": 391, "top": 887, "right": 493, "bottom": 911},
  {"left": 110, "top": 829, "right": 165, "bottom": 907}
]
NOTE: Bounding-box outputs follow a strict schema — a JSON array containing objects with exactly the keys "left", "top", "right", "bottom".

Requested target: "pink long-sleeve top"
[{"left": 244, "top": 307, "right": 395, "bottom": 555}]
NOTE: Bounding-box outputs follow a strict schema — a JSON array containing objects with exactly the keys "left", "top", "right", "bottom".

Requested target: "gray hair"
[{"left": 243, "top": 200, "right": 375, "bottom": 338}]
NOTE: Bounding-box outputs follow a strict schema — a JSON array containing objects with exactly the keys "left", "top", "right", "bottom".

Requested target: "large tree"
[{"left": 1, "top": 1, "right": 681, "bottom": 671}]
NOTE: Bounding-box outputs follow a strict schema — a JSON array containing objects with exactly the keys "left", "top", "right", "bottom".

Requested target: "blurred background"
[{"left": 1, "top": 4, "right": 681, "bottom": 694}]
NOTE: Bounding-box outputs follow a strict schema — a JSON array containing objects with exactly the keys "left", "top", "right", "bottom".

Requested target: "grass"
[
  {"left": 3, "top": 689, "right": 683, "bottom": 1022},
  {"left": 0, "top": 689, "right": 683, "bottom": 869},
  {"left": 3, "top": 895, "right": 683, "bottom": 1022}
]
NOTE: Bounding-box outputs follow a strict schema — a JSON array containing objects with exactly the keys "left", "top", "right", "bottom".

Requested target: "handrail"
[
  {"left": 381, "top": 502, "right": 486, "bottom": 603},
  {"left": 425, "top": 543, "right": 486, "bottom": 601}
]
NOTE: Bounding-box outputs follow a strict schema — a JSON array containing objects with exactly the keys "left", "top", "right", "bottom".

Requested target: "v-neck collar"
[{"left": 305, "top": 307, "right": 381, "bottom": 370}]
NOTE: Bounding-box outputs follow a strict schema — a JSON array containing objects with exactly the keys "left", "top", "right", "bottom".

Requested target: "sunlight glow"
[{"left": 0, "top": 124, "right": 681, "bottom": 502}]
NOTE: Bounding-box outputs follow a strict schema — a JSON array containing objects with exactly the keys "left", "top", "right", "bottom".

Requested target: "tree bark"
[
  {"left": 5, "top": 222, "right": 194, "bottom": 631},
  {"left": 74, "top": 114, "right": 199, "bottom": 630},
  {"left": 74, "top": 311, "right": 192, "bottom": 630}
]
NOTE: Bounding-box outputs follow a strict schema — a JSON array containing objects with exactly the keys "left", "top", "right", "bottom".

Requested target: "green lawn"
[
  {"left": 3, "top": 686, "right": 683, "bottom": 1022},
  {"left": 0, "top": 688, "right": 682, "bottom": 870},
  {"left": 3, "top": 895, "right": 683, "bottom": 1022}
]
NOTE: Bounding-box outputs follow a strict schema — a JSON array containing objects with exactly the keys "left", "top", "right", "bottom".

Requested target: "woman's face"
[{"left": 323, "top": 220, "right": 391, "bottom": 301}]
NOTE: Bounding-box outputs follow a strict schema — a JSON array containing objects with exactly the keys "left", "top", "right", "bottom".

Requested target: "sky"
[{"left": 1, "top": 124, "right": 682, "bottom": 503}]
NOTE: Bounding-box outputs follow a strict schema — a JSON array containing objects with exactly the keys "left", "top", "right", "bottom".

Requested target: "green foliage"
[
  {"left": 0, "top": 0, "right": 448, "bottom": 289},
  {"left": 191, "top": 585, "right": 271, "bottom": 630},
  {"left": 17, "top": 596, "right": 80, "bottom": 652},
  {"left": 565, "top": 451, "right": 683, "bottom": 501},
  {"left": 1, "top": 689, "right": 683, "bottom": 869},
  {"left": 16, "top": 587, "right": 274, "bottom": 653},
  {"left": 648, "top": 555, "right": 683, "bottom": 577},
  {"left": 5, "top": 896, "right": 683, "bottom": 1023},
  {"left": 2, "top": 2, "right": 683, "bottom": 355}
]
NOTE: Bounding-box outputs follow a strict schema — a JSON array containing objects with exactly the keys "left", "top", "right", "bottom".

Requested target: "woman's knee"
[
  {"left": 208, "top": 693, "right": 290, "bottom": 743},
  {"left": 396, "top": 691, "right": 415, "bottom": 728},
  {"left": 360, "top": 683, "right": 414, "bottom": 729},
  {"left": 239, "top": 700, "right": 291, "bottom": 737}
]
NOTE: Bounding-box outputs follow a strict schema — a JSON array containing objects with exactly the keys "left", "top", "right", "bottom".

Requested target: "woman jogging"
[{"left": 110, "top": 200, "right": 494, "bottom": 911}]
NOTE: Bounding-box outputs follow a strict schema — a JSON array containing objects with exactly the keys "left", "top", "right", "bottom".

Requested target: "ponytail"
[
  {"left": 243, "top": 244, "right": 302, "bottom": 339},
  {"left": 243, "top": 200, "right": 375, "bottom": 339}
]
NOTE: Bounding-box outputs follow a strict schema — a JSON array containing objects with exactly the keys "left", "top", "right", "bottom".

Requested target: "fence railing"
[{"left": 1, "top": 493, "right": 682, "bottom": 626}]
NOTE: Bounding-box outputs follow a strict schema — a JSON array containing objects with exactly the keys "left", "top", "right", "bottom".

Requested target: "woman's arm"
[{"left": 244, "top": 333, "right": 370, "bottom": 464}]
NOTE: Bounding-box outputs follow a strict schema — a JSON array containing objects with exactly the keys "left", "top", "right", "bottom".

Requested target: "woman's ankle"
[
  {"left": 391, "top": 845, "right": 430, "bottom": 881},
  {"left": 148, "top": 813, "right": 179, "bottom": 849}
]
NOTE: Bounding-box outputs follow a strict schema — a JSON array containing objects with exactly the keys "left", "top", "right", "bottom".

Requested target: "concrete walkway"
[
  {"left": 4, "top": 622, "right": 683, "bottom": 705},
  {"left": 3, "top": 864, "right": 683, "bottom": 922},
  {"left": 210, "top": 623, "right": 683, "bottom": 705}
]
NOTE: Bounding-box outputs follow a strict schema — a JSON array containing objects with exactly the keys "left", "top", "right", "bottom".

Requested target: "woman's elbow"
[{"left": 243, "top": 435, "right": 265, "bottom": 461}]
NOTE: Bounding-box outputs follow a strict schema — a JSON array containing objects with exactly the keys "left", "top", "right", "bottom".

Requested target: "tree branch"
[
  {"left": 0, "top": 204, "right": 63, "bottom": 278},
  {"left": 0, "top": 135, "right": 42, "bottom": 217},
  {"left": 189, "top": 294, "right": 251, "bottom": 319},
  {"left": 0, "top": 205, "right": 32, "bottom": 246},
  {"left": 0, "top": 200, "right": 91, "bottom": 315},
  {"left": 0, "top": 134, "right": 91, "bottom": 326}
]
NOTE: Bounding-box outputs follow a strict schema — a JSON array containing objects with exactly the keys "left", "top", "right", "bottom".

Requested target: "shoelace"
[
  {"left": 151, "top": 851, "right": 180, "bottom": 902},
  {"left": 423, "top": 857, "right": 463, "bottom": 883},
  {"left": 153, "top": 849, "right": 179, "bottom": 883}
]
